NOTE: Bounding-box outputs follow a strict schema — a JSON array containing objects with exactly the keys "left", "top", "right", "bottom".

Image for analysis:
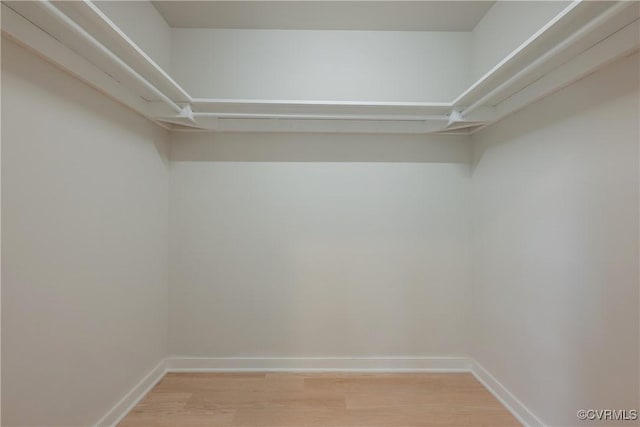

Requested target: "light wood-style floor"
[{"left": 119, "top": 372, "right": 521, "bottom": 427}]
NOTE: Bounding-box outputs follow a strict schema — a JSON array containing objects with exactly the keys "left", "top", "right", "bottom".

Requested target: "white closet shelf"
[{"left": 2, "top": 0, "right": 638, "bottom": 134}]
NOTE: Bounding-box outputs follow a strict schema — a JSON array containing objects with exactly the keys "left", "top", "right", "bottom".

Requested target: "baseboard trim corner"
[
  {"left": 165, "top": 356, "right": 472, "bottom": 372},
  {"left": 93, "top": 356, "right": 546, "bottom": 427},
  {"left": 94, "top": 358, "right": 167, "bottom": 427},
  {"left": 470, "top": 360, "right": 545, "bottom": 427}
]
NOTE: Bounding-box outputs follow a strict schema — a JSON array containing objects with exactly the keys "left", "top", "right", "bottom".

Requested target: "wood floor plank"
[
  {"left": 118, "top": 372, "right": 521, "bottom": 427},
  {"left": 185, "top": 389, "right": 346, "bottom": 411}
]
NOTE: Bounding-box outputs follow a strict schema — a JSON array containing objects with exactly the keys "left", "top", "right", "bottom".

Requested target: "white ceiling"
[{"left": 152, "top": 1, "right": 495, "bottom": 32}]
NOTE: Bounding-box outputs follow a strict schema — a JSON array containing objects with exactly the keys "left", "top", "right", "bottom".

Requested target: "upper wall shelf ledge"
[{"left": 1, "top": 0, "right": 638, "bottom": 134}]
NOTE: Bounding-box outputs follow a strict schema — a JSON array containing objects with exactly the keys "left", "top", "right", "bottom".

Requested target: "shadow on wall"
[
  {"left": 168, "top": 132, "right": 472, "bottom": 164},
  {"left": 168, "top": 160, "right": 473, "bottom": 357},
  {"left": 470, "top": 51, "right": 640, "bottom": 173},
  {"left": 467, "top": 53, "right": 640, "bottom": 426},
  {"left": 1, "top": 38, "right": 169, "bottom": 151}
]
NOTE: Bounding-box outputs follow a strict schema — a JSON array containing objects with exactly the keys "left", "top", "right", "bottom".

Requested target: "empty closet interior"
[{"left": 1, "top": 1, "right": 639, "bottom": 426}]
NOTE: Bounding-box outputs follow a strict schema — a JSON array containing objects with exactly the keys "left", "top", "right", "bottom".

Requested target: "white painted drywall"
[
  {"left": 1, "top": 39, "right": 170, "bottom": 426},
  {"left": 153, "top": 1, "right": 494, "bottom": 32},
  {"left": 168, "top": 133, "right": 473, "bottom": 357},
  {"left": 169, "top": 132, "right": 472, "bottom": 163},
  {"left": 471, "top": 1, "right": 571, "bottom": 80},
  {"left": 170, "top": 29, "right": 471, "bottom": 101},
  {"left": 470, "top": 53, "right": 639, "bottom": 426},
  {"left": 94, "top": 0, "right": 172, "bottom": 71}
]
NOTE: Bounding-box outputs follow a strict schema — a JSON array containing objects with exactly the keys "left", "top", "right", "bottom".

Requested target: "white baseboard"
[
  {"left": 94, "top": 356, "right": 545, "bottom": 427},
  {"left": 471, "top": 360, "right": 545, "bottom": 427},
  {"left": 94, "top": 359, "right": 167, "bottom": 427},
  {"left": 166, "top": 356, "right": 471, "bottom": 372}
]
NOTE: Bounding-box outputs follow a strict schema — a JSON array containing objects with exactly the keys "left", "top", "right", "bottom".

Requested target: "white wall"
[
  {"left": 94, "top": 0, "right": 172, "bottom": 71},
  {"left": 1, "top": 39, "right": 169, "bottom": 426},
  {"left": 471, "top": 54, "right": 639, "bottom": 426},
  {"left": 168, "top": 133, "right": 473, "bottom": 357},
  {"left": 170, "top": 29, "right": 471, "bottom": 102},
  {"left": 3, "top": 10, "right": 638, "bottom": 426},
  {"left": 471, "top": 1, "right": 570, "bottom": 80}
]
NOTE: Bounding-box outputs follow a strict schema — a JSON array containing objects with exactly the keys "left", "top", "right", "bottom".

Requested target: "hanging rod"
[
  {"left": 462, "top": 1, "right": 633, "bottom": 118},
  {"left": 80, "top": 0, "right": 192, "bottom": 103},
  {"left": 451, "top": 0, "right": 583, "bottom": 107},
  {"left": 192, "top": 112, "right": 449, "bottom": 121},
  {"left": 35, "top": 0, "right": 182, "bottom": 114}
]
